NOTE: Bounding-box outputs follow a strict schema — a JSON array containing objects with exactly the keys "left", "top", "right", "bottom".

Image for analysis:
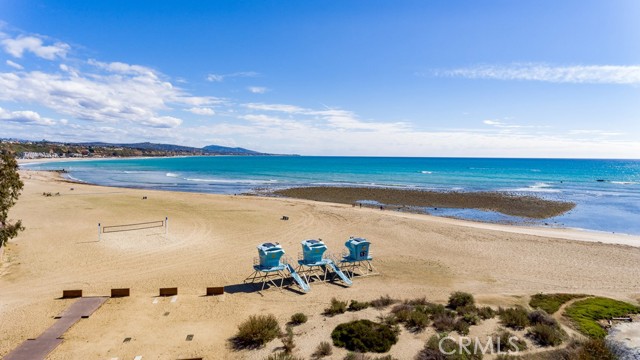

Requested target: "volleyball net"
[{"left": 98, "top": 218, "right": 168, "bottom": 241}]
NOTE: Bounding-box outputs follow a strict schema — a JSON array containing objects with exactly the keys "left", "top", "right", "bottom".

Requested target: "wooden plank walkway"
[{"left": 4, "top": 297, "right": 108, "bottom": 360}]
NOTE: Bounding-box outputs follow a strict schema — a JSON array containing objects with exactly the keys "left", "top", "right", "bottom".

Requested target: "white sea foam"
[
  {"left": 184, "top": 178, "right": 278, "bottom": 184},
  {"left": 611, "top": 181, "right": 638, "bottom": 185},
  {"left": 506, "top": 182, "right": 561, "bottom": 193},
  {"left": 166, "top": 172, "right": 179, "bottom": 177},
  {"left": 420, "top": 170, "right": 433, "bottom": 174}
]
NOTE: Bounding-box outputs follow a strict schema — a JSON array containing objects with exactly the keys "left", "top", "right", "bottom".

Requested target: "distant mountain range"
[
  {"left": 78, "top": 142, "right": 266, "bottom": 155},
  {"left": 1, "top": 138, "right": 293, "bottom": 158}
]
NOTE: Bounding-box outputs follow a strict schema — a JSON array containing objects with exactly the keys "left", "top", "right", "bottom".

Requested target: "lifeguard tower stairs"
[
  {"left": 244, "top": 242, "right": 310, "bottom": 292},
  {"left": 296, "top": 239, "right": 352, "bottom": 287}
]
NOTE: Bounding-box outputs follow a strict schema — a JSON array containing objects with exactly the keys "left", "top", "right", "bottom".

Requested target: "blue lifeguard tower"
[
  {"left": 296, "top": 239, "right": 352, "bottom": 286},
  {"left": 244, "top": 242, "right": 310, "bottom": 292},
  {"left": 340, "top": 237, "right": 378, "bottom": 279}
]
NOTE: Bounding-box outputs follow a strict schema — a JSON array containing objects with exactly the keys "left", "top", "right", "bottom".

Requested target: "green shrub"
[
  {"left": 331, "top": 319, "right": 399, "bottom": 353},
  {"left": 312, "top": 341, "right": 333, "bottom": 359},
  {"left": 576, "top": 338, "right": 617, "bottom": 360},
  {"left": 289, "top": 312, "right": 308, "bottom": 325},
  {"left": 477, "top": 306, "right": 496, "bottom": 320},
  {"left": 462, "top": 312, "right": 480, "bottom": 326},
  {"left": 406, "top": 297, "right": 430, "bottom": 306},
  {"left": 529, "top": 293, "right": 587, "bottom": 314},
  {"left": 448, "top": 292, "right": 475, "bottom": 310},
  {"left": 432, "top": 312, "right": 457, "bottom": 332},
  {"left": 425, "top": 303, "right": 448, "bottom": 316},
  {"left": 281, "top": 326, "right": 296, "bottom": 353},
  {"left": 377, "top": 313, "right": 398, "bottom": 326},
  {"left": 492, "top": 329, "right": 527, "bottom": 353},
  {"left": 349, "top": 300, "right": 371, "bottom": 312},
  {"left": 406, "top": 309, "right": 430, "bottom": 332},
  {"left": 564, "top": 297, "right": 640, "bottom": 338},
  {"left": 232, "top": 314, "right": 282, "bottom": 349},
  {"left": 498, "top": 307, "right": 530, "bottom": 330},
  {"left": 453, "top": 318, "right": 470, "bottom": 335},
  {"left": 324, "top": 297, "right": 348, "bottom": 316},
  {"left": 370, "top": 295, "right": 398, "bottom": 309},
  {"left": 265, "top": 353, "right": 305, "bottom": 360},
  {"left": 527, "top": 309, "right": 556, "bottom": 327},
  {"left": 390, "top": 303, "right": 413, "bottom": 322},
  {"left": 417, "top": 334, "right": 483, "bottom": 360},
  {"left": 526, "top": 323, "right": 565, "bottom": 347},
  {"left": 344, "top": 354, "right": 399, "bottom": 360}
]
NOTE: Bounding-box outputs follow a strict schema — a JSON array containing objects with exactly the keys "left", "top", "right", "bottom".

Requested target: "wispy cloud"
[
  {"left": 437, "top": 63, "right": 640, "bottom": 85},
  {"left": 1, "top": 35, "right": 70, "bottom": 60},
  {"left": 5, "top": 60, "right": 23, "bottom": 70},
  {"left": 248, "top": 86, "right": 268, "bottom": 94},
  {"left": 206, "top": 71, "right": 258, "bottom": 82}
]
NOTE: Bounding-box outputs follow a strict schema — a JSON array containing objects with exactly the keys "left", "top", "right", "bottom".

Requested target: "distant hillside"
[
  {"left": 202, "top": 144, "right": 262, "bottom": 155},
  {"left": 1, "top": 139, "right": 281, "bottom": 159}
]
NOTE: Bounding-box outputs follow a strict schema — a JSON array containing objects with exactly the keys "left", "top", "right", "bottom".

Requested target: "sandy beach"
[{"left": 1, "top": 170, "right": 639, "bottom": 359}]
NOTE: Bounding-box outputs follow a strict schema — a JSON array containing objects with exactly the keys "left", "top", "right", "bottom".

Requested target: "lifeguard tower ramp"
[
  {"left": 339, "top": 237, "right": 379, "bottom": 279},
  {"left": 297, "top": 239, "right": 352, "bottom": 287},
  {"left": 244, "top": 243, "right": 309, "bottom": 292}
]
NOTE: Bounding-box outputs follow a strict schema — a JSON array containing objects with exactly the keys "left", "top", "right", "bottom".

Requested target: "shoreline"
[{"left": 18, "top": 169, "right": 640, "bottom": 247}]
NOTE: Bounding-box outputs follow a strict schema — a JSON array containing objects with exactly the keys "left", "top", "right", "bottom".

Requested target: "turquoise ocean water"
[{"left": 24, "top": 156, "right": 640, "bottom": 235}]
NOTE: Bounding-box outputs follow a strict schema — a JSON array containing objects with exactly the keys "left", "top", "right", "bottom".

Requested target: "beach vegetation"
[
  {"left": 281, "top": 326, "right": 296, "bottom": 353},
  {"left": 526, "top": 323, "right": 565, "bottom": 347},
  {"left": 232, "top": 314, "right": 282, "bottom": 349},
  {"left": 529, "top": 293, "right": 587, "bottom": 314},
  {"left": 564, "top": 297, "right": 640, "bottom": 338},
  {"left": 448, "top": 292, "right": 475, "bottom": 311},
  {"left": 348, "top": 300, "right": 370, "bottom": 312},
  {"left": 324, "top": 298, "right": 348, "bottom": 316},
  {"left": 311, "top": 341, "right": 333, "bottom": 359},
  {"left": 498, "top": 307, "right": 530, "bottom": 330},
  {"left": 476, "top": 306, "right": 496, "bottom": 320},
  {"left": 416, "top": 334, "right": 483, "bottom": 360},
  {"left": 344, "top": 353, "right": 399, "bottom": 360},
  {"left": 491, "top": 328, "right": 527, "bottom": 353},
  {"left": 289, "top": 312, "right": 308, "bottom": 325},
  {"left": 264, "top": 353, "right": 304, "bottom": 360},
  {"left": 527, "top": 309, "right": 556, "bottom": 327},
  {"left": 508, "top": 338, "right": 615, "bottom": 360},
  {"left": 370, "top": 295, "right": 398, "bottom": 309},
  {"left": 432, "top": 312, "right": 457, "bottom": 332},
  {"left": 331, "top": 319, "right": 399, "bottom": 353},
  {"left": 0, "top": 151, "right": 24, "bottom": 248}
]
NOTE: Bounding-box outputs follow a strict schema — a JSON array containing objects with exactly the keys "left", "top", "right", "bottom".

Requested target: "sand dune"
[{"left": 0, "top": 170, "right": 639, "bottom": 359}]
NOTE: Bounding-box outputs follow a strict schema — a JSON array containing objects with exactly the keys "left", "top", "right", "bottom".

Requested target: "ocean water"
[{"left": 24, "top": 156, "right": 640, "bottom": 235}]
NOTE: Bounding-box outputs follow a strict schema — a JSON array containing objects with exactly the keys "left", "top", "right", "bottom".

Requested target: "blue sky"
[{"left": 0, "top": 0, "right": 639, "bottom": 157}]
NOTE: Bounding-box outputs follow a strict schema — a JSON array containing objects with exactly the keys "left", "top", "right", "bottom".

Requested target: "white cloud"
[
  {"left": 245, "top": 103, "right": 306, "bottom": 113},
  {"left": 0, "top": 107, "right": 55, "bottom": 125},
  {"left": 438, "top": 63, "right": 640, "bottom": 85},
  {"left": 248, "top": 86, "right": 268, "bottom": 94},
  {"left": 88, "top": 59, "right": 157, "bottom": 77},
  {"left": 206, "top": 71, "right": 258, "bottom": 82},
  {"left": 244, "top": 102, "right": 410, "bottom": 132},
  {"left": 1, "top": 35, "right": 70, "bottom": 60},
  {"left": 188, "top": 107, "right": 215, "bottom": 116},
  {"left": 0, "top": 58, "right": 222, "bottom": 128},
  {"left": 5, "top": 60, "right": 23, "bottom": 69}
]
